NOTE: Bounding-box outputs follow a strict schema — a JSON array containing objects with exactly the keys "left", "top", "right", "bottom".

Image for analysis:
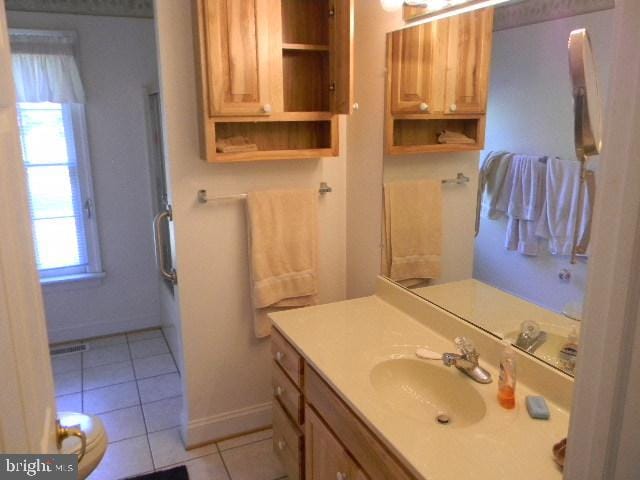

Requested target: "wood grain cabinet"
[
  {"left": 385, "top": 8, "right": 494, "bottom": 154},
  {"left": 194, "top": 0, "right": 354, "bottom": 163},
  {"left": 271, "top": 327, "right": 416, "bottom": 480}
]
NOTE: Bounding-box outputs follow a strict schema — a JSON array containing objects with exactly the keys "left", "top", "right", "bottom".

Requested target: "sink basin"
[{"left": 370, "top": 358, "right": 487, "bottom": 428}]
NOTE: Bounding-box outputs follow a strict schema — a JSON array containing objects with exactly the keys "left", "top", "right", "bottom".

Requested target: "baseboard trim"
[
  {"left": 184, "top": 402, "right": 272, "bottom": 448},
  {"left": 48, "top": 314, "right": 161, "bottom": 344}
]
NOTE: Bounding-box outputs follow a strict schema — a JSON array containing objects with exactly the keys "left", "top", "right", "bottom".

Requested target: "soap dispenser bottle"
[
  {"left": 498, "top": 341, "right": 516, "bottom": 409},
  {"left": 559, "top": 326, "right": 579, "bottom": 372}
]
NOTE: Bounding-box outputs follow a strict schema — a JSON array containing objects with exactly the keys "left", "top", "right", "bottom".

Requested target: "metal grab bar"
[{"left": 153, "top": 207, "right": 177, "bottom": 284}]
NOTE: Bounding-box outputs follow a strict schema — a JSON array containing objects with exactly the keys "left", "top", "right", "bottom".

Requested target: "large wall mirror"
[{"left": 382, "top": 0, "right": 614, "bottom": 376}]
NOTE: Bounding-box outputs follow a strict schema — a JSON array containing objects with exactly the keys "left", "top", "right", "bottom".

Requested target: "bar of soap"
[{"left": 526, "top": 395, "right": 550, "bottom": 420}]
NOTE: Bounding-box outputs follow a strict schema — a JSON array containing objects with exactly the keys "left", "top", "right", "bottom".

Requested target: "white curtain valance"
[{"left": 10, "top": 29, "right": 86, "bottom": 104}]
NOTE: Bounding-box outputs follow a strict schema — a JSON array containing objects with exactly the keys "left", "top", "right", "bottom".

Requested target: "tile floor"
[{"left": 52, "top": 328, "right": 286, "bottom": 480}]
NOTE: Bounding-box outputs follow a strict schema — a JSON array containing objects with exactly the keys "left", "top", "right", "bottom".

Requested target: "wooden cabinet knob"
[
  {"left": 352, "top": 102, "right": 359, "bottom": 111},
  {"left": 262, "top": 103, "right": 272, "bottom": 113},
  {"left": 450, "top": 104, "right": 457, "bottom": 112},
  {"left": 275, "top": 351, "right": 284, "bottom": 362},
  {"left": 419, "top": 102, "right": 429, "bottom": 112}
]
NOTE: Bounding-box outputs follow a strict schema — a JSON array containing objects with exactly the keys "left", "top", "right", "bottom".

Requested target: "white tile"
[
  {"left": 56, "top": 393, "right": 82, "bottom": 413},
  {"left": 142, "top": 396, "right": 182, "bottom": 433},
  {"left": 148, "top": 427, "right": 218, "bottom": 469},
  {"left": 54, "top": 370, "right": 82, "bottom": 396},
  {"left": 83, "top": 381, "right": 139, "bottom": 415},
  {"left": 133, "top": 354, "right": 177, "bottom": 379},
  {"left": 51, "top": 354, "right": 81, "bottom": 375},
  {"left": 221, "top": 438, "right": 285, "bottom": 480},
  {"left": 127, "top": 329, "right": 163, "bottom": 343},
  {"left": 218, "top": 429, "right": 273, "bottom": 451},
  {"left": 98, "top": 406, "right": 146, "bottom": 443},
  {"left": 83, "top": 344, "right": 130, "bottom": 369},
  {"left": 129, "top": 337, "right": 169, "bottom": 359},
  {"left": 137, "top": 372, "right": 181, "bottom": 404},
  {"left": 84, "top": 361, "right": 134, "bottom": 391},
  {"left": 87, "top": 334, "right": 127, "bottom": 349},
  {"left": 86, "top": 435, "right": 153, "bottom": 480},
  {"left": 182, "top": 453, "right": 229, "bottom": 480}
]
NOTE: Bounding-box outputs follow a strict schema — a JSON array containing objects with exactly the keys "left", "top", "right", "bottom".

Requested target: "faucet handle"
[{"left": 454, "top": 336, "right": 477, "bottom": 356}]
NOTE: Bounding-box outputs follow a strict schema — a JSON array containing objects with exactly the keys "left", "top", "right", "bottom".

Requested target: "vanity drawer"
[
  {"left": 272, "top": 328, "right": 303, "bottom": 387},
  {"left": 305, "top": 367, "right": 414, "bottom": 480},
  {"left": 273, "top": 402, "right": 303, "bottom": 480},
  {"left": 273, "top": 361, "right": 304, "bottom": 425}
]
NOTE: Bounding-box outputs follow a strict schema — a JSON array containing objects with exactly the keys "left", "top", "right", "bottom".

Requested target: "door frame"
[
  {"left": 564, "top": 0, "right": 640, "bottom": 477},
  {"left": 0, "top": 0, "right": 58, "bottom": 454}
]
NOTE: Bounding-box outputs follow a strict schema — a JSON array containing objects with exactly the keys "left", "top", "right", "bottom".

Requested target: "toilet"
[{"left": 58, "top": 412, "right": 108, "bottom": 479}]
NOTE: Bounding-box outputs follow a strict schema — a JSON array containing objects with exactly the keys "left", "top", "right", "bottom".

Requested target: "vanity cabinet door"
[
  {"left": 203, "top": 0, "right": 283, "bottom": 116},
  {"left": 389, "top": 22, "right": 447, "bottom": 114},
  {"left": 305, "top": 406, "right": 368, "bottom": 480},
  {"left": 443, "top": 8, "right": 493, "bottom": 115}
]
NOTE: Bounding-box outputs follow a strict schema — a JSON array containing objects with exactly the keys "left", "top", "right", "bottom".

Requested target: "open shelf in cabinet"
[
  {"left": 283, "top": 50, "right": 330, "bottom": 112},
  {"left": 281, "top": 0, "right": 329, "bottom": 46},
  {"left": 214, "top": 119, "right": 335, "bottom": 162},
  {"left": 388, "top": 116, "right": 485, "bottom": 154}
]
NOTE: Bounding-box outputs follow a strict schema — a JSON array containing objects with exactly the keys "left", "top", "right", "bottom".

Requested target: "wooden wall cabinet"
[
  {"left": 271, "top": 328, "right": 415, "bottom": 480},
  {"left": 385, "top": 8, "right": 494, "bottom": 154},
  {"left": 194, "top": 0, "right": 354, "bottom": 163}
]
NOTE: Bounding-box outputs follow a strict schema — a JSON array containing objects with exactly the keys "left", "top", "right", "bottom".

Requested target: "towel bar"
[
  {"left": 442, "top": 172, "right": 470, "bottom": 185},
  {"left": 197, "top": 182, "right": 333, "bottom": 204}
]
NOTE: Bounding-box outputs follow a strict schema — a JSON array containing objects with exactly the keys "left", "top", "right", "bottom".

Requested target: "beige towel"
[
  {"left": 246, "top": 189, "right": 318, "bottom": 338},
  {"left": 382, "top": 180, "right": 442, "bottom": 285}
]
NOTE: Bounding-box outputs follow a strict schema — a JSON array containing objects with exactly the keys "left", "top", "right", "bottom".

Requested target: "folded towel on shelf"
[
  {"left": 216, "top": 136, "right": 258, "bottom": 153},
  {"left": 437, "top": 130, "right": 476, "bottom": 144},
  {"left": 477, "top": 151, "right": 513, "bottom": 231},
  {"left": 535, "top": 157, "right": 582, "bottom": 255},
  {"left": 382, "top": 179, "right": 442, "bottom": 286},
  {"left": 246, "top": 189, "right": 318, "bottom": 338}
]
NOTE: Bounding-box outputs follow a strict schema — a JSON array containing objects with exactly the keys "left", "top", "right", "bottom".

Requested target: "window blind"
[{"left": 17, "top": 102, "right": 89, "bottom": 273}]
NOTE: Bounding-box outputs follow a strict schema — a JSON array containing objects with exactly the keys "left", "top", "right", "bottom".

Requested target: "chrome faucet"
[{"left": 416, "top": 336, "right": 492, "bottom": 384}]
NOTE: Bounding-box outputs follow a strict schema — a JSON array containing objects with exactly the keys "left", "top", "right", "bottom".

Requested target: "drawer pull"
[
  {"left": 277, "top": 439, "right": 286, "bottom": 451},
  {"left": 419, "top": 102, "right": 429, "bottom": 112},
  {"left": 450, "top": 103, "right": 458, "bottom": 112},
  {"left": 275, "top": 351, "right": 285, "bottom": 362},
  {"left": 337, "top": 473, "right": 348, "bottom": 480},
  {"left": 274, "top": 385, "right": 284, "bottom": 397},
  {"left": 262, "top": 103, "right": 272, "bottom": 114}
]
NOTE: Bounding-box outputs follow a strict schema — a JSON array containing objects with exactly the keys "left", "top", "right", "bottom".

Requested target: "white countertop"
[{"left": 271, "top": 281, "right": 569, "bottom": 480}]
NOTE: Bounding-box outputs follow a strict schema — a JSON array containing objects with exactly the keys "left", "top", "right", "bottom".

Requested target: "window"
[{"left": 17, "top": 102, "right": 101, "bottom": 281}]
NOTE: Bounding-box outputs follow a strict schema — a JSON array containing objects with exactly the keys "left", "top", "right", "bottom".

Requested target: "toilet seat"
[{"left": 58, "top": 412, "right": 108, "bottom": 479}]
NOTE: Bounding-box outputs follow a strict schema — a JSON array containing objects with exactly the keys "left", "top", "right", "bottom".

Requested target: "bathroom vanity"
[{"left": 270, "top": 278, "right": 572, "bottom": 480}]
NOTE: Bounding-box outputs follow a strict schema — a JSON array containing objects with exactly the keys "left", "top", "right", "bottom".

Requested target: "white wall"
[
  {"left": 7, "top": 12, "right": 162, "bottom": 343},
  {"left": 347, "top": 2, "right": 480, "bottom": 296},
  {"left": 154, "top": 1, "right": 347, "bottom": 446},
  {"left": 475, "top": 9, "right": 614, "bottom": 313}
]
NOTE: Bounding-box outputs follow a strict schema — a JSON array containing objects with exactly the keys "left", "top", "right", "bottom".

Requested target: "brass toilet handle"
[{"left": 56, "top": 419, "right": 87, "bottom": 462}]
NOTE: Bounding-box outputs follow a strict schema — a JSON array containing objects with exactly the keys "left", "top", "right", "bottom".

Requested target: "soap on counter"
[{"left": 526, "top": 395, "right": 550, "bottom": 420}]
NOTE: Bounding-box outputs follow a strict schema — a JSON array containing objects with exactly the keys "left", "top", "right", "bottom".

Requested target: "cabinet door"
[
  {"left": 204, "top": 0, "right": 282, "bottom": 116},
  {"left": 329, "top": 0, "right": 354, "bottom": 114},
  {"left": 389, "top": 21, "right": 447, "bottom": 114},
  {"left": 444, "top": 8, "right": 493, "bottom": 115},
  {"left": 306, "top": 406, "right": 368, "bottom": 480}
]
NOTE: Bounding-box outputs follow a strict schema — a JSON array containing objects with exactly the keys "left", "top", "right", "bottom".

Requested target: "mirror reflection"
[{"left": 382, "top": 0, "right": 614, "bottom": 376}]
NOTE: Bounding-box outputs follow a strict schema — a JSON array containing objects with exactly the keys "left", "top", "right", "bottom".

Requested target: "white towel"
[
  {"left": 503, "top": 155, "right": 547, "bottom": 255},
  {"left": 536, "top": 157, "right": 582, "bottom": 255},
  {"left": 476, "top": 152, "right": 513, "bottom": 232}
]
